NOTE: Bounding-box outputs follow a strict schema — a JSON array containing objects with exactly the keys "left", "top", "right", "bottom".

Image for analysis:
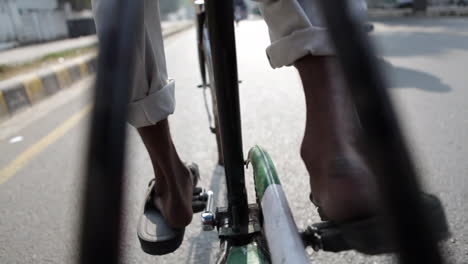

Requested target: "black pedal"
[{"left": 309, "top": 217, "right": 393, "bottom": 254}]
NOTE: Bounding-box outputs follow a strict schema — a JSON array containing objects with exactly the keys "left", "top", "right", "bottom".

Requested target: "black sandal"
[{"left": 137, "top": 163, "right": 206, "bottom": 255}]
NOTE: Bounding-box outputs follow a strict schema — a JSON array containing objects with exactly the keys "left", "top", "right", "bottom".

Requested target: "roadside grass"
[{"left": 0, "top": 45, "right": 97, "bottom": 81}]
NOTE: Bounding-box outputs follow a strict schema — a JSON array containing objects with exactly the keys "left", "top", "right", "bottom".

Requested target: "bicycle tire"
[{"left": 201, "top": 23, "right": 224, "bottom": 165}]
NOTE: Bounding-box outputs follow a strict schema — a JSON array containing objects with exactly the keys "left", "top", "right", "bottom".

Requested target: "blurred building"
[{"left": 0, "top": 0, "right": 68, "bottom": 50}]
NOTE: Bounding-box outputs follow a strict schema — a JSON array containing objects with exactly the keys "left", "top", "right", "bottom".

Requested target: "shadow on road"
[
  {"left": 185, "top": 165, "right": 227, "bottom": 263},
  {"left": 370, "top": 18, "right": 468, "bottom": 57},
  {"left": 376, "top": 31, "right": 468, "bottom": 57},
  {"left": 380, "top": 59, "right": 452, "bottom": 93},
  {"left": 371, "top": 17, "right": 468, "bottom": 31}
]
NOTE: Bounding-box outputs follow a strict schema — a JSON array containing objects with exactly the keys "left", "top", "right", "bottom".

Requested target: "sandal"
[{"left": 137, "top": 163, "right": 206, "bottom": 255}]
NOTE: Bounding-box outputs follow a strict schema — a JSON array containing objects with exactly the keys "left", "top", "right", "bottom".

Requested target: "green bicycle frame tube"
[{"left": 248, "top": 146, "right": 309, "bottom": 264}]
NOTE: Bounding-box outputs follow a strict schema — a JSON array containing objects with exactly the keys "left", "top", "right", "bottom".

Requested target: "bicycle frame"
[{"left": 204, "top": 0, "right": 250, "bottom": 235}]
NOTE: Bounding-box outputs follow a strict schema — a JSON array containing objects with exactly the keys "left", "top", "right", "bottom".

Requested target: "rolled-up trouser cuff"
[
  {"left": 266, "top": 26, "right": 335, "bottom": 69},
  {"left": 127, "top": 79, "right": 175, "bottom": 128}
]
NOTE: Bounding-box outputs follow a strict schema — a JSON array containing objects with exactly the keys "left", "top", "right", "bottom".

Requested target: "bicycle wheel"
[
  {"left": 201, "top": 23, "right": 224, "bottom": 165},
  {"left": 80, "top": 1, "right": 142, "bottom": 263}
]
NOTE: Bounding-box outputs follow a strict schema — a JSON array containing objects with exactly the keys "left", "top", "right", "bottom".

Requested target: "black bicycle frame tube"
[
  {"left": 317, "top": 1, "right": 443, "bottom": 263},
  {"left": 79, "top": 0, "right": 142, "bottom": 263},
  {"left": 205, "top": 0, "right": 250, "bottom": 233}
]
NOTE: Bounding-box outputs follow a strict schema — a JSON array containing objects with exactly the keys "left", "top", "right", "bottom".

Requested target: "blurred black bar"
[
  {"left": 205, "top": 0, "right": 250, "bottom": 232},
  {"left": 78, "top": 0, "right": 142, "bottom": 263},
  {"left": 317, "top": 0, "right": 443, "bottom": 263}
]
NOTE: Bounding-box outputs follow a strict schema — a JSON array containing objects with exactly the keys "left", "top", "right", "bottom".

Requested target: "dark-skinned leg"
[
  {"left": 138, "top": 119, "right": 193, "bottom": 229},
  {"left": 295, "top": 55, "right": 378, "bottom": 221}
]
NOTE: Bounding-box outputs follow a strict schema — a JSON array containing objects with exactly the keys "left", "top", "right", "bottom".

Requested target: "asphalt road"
[{"left": 1, "top": 17, "right": 468, "bottom": 263}]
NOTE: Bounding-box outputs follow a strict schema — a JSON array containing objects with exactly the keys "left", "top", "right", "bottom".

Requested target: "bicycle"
[{"left": 79, "top": 0, "right": 449, "bottom": 263}]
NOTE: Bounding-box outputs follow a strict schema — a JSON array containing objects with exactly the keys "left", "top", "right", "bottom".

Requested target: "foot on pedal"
[{"left": 302, "top": 193, "right": 450, "bottom": 254}]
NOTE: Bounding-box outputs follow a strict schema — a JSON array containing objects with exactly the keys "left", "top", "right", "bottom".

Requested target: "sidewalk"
[
  {"left": 0, "top": 36, "right": 97, "bottom": 67},
  {"left": 0, "top": 20, "right": 193, "bottom": 120},
  {"left": 0, "top": 21, "right": 192, "bottom": 67}
]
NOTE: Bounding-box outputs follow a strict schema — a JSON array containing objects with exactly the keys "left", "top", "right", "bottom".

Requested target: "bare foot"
[
  {"left": 152, "top": 167, "right": 194, "bottom": 229},
  {"left": 294, "top": 55, "right": 379, "bottom": 222}
]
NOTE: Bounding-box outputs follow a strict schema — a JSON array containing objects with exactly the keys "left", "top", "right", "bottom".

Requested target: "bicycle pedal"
[
  {"left": 302, "top": 218, "right": 401, "bottom": 254},
  {"left": 313, "top": 218, "right": 391, "bottom": 254},
  {"left": 193, "top": 191, "right": 209, "bottom": 202}
]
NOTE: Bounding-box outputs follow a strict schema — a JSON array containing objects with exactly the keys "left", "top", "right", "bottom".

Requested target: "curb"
[
  {"left": 0, "top": 55, "right": 97, "bottom": 119},
  {"left": 0, "top": 22, "right": 193, "bottom": 120}
]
